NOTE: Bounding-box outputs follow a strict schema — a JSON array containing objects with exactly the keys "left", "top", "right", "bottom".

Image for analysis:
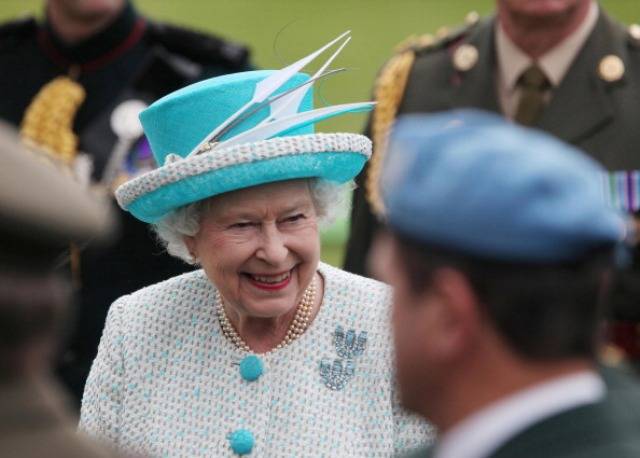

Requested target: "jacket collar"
[
  {"left": 537, "top": 9, "right": 623, "bottom": 144},
  {"left": 38, "top": 1, "right": 145, "bottom": 72},
  {"left": 452, "top": 17, "right": 501, "bottom": 114},
  {"left": 452, "top": 9, "right": 625, "bottom": 145}
]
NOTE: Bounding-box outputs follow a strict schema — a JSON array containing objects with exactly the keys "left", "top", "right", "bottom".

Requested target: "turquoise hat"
[{"left": 115, "top": 32, "right": 373, "bottom": 223}]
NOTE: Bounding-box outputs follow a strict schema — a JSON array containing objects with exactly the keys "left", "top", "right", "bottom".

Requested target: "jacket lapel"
[
  {"left": 537, "top": 11, "right": 624, "bottom": 144},
  {"left": 452, "top": 17, "right": 501, "bottom": 115},
  {"left": 490, "top": 370, "right": 640, "bottom": 458}
]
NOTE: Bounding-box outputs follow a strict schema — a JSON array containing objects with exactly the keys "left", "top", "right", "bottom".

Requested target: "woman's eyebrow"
[
  {"left": 281, "top": 202, "right": 308, "bottom": 212},
  {"left": 220, "top": 210, "right": 259, "bottom": 221},
  {"left": 216, "top": 195, "right": 313, "bottom": 218},
  {"left": 279, "top": 200, "right": 315, "bottom": 214}
]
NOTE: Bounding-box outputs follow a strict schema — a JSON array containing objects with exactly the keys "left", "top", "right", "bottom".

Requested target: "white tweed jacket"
[{"left": 80, "top": 263, "right": 432, "bottom": 457}]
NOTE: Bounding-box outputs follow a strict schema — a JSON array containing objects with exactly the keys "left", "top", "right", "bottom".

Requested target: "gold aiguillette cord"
[{"left": 20, "top": 66, "right": 87, "bottom": 288}]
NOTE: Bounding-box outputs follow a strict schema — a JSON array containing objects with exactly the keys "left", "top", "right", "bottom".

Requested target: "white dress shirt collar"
[
  {"left": 496, "top": 0, "right": 599, "bottom": 91},
  {"left": 434, "top": 370, "right": 606, "bottom": 458}
]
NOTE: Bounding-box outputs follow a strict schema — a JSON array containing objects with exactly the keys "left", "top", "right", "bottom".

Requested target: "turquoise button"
[
  {"left": 239, "top": 355, "right": 264, "bottom": 382},
  {"left": 229, "top": 429, "right": 255, "bottom": 455}
]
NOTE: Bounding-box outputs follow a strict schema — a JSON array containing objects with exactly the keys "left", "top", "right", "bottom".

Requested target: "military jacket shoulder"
[
  {"left": 0, "top": 16, "right": 37, "bottom": 52},
  {"left": 145, "top": 20, "right": 250, "bottom": 71},
  {"left": 375, "top": 13, "right": 486, "bottom": 101},
  {"left": 385, "top": 10, "right": 483, "bottom": 61},
  {"left": 364, "top": 13, "right": 488, "bottom": 215},
  {"left": 372, "top": 13, "right": 487, "bottom": 114},
  {"left": 626, "top": 23, "right": 640, "bottom": 48}
]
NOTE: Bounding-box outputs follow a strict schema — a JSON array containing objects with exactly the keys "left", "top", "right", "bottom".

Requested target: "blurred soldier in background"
[
  {"left": 346, "top": 0, "right": 640, "bottom": 369},
  {"left": 375, "top": 111, "right": 640, "bottom": 458},
  {"left": 0, "top": 0, "right": 251, "bottom": 405},
  {"left": 0, "top": 122, "right": 118, "bottom": 457}
]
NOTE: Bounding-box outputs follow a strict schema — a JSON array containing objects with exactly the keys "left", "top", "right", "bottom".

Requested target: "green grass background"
[{"left": 1, "top": 1, "right": 636, "bottom": 265}]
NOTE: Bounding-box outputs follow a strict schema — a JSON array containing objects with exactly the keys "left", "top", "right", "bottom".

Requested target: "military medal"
[
  {"left": 102, "top": 99, "right": 148, "bottom": 190},
  {"left": 603, "top": 170, "right": 640, "bottom": 213}
]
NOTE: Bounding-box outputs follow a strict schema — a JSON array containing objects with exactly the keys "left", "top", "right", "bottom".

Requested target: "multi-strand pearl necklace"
[{"left": 216, "top": 277, "right": 317, "bottom": 353}]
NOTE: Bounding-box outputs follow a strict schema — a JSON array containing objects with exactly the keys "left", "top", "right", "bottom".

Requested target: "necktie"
[{"left": 514, "top": 64, "right": 550, "bottom": 126}]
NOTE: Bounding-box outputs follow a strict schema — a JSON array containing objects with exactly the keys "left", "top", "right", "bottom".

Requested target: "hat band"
[{"left": 116, "top": 132, "right": 371, "bottom": 209}]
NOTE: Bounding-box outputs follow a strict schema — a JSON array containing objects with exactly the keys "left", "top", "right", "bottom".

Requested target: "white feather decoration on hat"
[
  {"left": 213, "top": 102, "right": 375, "bottom": 149},
  {"left": 260, "top": 36, "right": 352, "bottom": 124},
  {"left": 187, "top": 30, "right": 371, "bottom": 157}
]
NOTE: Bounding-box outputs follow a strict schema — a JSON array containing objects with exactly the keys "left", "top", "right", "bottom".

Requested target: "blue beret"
[{"left": 381, "top": 110, "right": 627, "bottom": 263}]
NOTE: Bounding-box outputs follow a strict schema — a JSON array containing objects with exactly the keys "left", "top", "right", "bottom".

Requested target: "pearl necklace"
[{"left": 216, "top": 277, "right": 317, "bottom": 353}]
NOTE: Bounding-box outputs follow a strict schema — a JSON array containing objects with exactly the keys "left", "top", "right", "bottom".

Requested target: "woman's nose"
[{"left": 256, "top": 224, "right": 288, "bottom": 264}]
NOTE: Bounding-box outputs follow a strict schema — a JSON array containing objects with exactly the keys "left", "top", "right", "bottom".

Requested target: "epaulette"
[
  {"left": 629, "top": 23, "right": 640, "bottom": 49},
  {"left": 365, "top": 11, "right": 481, "bottom": 215},
  {"left": 410, "top": 11, "right": 481, "bottom": 56},
  {"left": 146, "top": 21, "right": 250, "bottom": 70},
  {"left": 0, "top": 16, "right": 37, "bottom": 50}
]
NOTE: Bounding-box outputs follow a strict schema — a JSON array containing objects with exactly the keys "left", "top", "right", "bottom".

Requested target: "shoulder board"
[
  {"left": 0, "top": 16, "right": 37, "bottom": 46},
  {"left": 628, "top": 24, "right": 640, "bottom": 49},
  {"left": 406, "top": 12, "right": 482, "bottom": 56},
  {"left": 146, "top": 21, "right": 249, "bottom": 70}
]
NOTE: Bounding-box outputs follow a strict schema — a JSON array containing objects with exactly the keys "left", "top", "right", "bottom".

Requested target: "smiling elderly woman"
[
  {"left": 156, "top": 178, "right": 349, "bottom": 355},
  {"left": 79, "top": 34, "right": 430, "bottom": 457}
]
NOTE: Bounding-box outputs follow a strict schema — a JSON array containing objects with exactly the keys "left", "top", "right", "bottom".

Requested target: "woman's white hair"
[{"left": 152, "top": 179, "right": 353, "bottom": 264}]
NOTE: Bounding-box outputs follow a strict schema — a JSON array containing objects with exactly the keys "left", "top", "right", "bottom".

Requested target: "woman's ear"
[{"left": 184, "top": 235, "right": 197, "bottom": 261}]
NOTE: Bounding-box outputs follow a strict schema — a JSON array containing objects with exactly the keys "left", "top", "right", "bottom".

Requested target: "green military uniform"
[
  {"left": 402, "top": 369, "right": 640, "bottom": 458},
  {"left": 345, "top": 9, "right": 640, "bottom": 365},
  {"left": 346, "top": 10, "right": 640, "bottom": 273},
  {"left": 0, "top": 1, "right": 251, "bottom": 405}
]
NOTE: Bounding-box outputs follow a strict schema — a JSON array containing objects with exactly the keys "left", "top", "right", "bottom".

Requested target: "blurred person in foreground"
[
  {"left": 0, "top": 122, "right": 117, "bottom": 457},
  {"left": 0, "top": 0, "right": 251, "bottom": 404},
  {"left": 346, "top": 0, "right": 640, "bottom": 369},
  {"left": 79, "top": 34, "right": 430, "bottom": 457},
  {"left": 372, "top": 110, "right": 640, "bottom": 458}
]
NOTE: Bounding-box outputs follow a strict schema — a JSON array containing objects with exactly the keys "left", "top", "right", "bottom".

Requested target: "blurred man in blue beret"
[{"left": 372, "top": 110, "right": 640, "bottom": 458}]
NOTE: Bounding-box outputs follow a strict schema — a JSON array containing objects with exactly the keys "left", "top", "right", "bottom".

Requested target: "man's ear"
[
  {"left": 368, "top": 229, "right": 394, "bottom": 282},
  {"left": 428, "top": 268, "right": 483, "bottom": 359}
]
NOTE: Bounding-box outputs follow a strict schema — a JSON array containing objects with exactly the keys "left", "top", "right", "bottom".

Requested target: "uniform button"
[
  {"left": 239, "top": 355, "right": 264, "bottom": 382},
  {"left": 229, "top": 429, "right": 255, "bottom": 455}
]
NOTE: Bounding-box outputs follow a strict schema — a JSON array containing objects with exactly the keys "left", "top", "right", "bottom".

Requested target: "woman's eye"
[
  {"left": 230, "top": 222, "right": 254, "bottom": 229},
  {"left": 283, "top": 214, "right": 305, "bottom": 224}
]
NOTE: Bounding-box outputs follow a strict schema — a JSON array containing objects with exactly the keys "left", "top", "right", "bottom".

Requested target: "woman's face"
[{"left": 185, "top": 180, "right": 321, "bottom": 319}]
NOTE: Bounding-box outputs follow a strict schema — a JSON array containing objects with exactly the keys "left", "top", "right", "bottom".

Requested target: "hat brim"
[{"left": 116, "top": 133, "right": 370, "bottom": 223}]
